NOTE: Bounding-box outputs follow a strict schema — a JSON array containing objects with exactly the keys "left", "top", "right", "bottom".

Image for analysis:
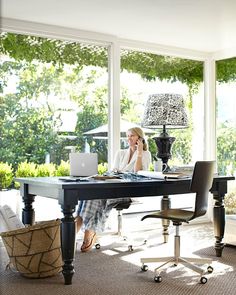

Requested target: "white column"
[
  {"left": 203, "top": 58, "right": 216, "bottom": 161},
  {"left": 108, "top": 41, "right": 121, "bottom": 169}
]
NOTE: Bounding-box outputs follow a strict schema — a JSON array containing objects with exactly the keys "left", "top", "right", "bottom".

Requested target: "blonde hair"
[{"left": 127, "top": 127, "right": 148, "bottom": 151}]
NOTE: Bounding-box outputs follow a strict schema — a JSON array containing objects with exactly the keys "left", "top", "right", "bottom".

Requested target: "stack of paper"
[
  {"left": 137, "top": 171, "right": 191, "bottom": 180},
  {"left": 171, "top": 166, "right": 194, "bottom": 176},
  {"left": 163, "top": 172, "right": 191, "bottom": 179},
  {"left": 137, "top": 171, "right": 166, "bottom": 179}
]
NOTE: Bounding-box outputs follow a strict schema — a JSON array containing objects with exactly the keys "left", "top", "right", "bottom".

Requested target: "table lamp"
[{"left": 142, "top": 93, "right": 188, "bottom": 171}]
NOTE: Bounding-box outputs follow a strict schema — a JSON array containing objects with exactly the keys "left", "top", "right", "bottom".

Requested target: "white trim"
[
  {"left": 120, "top": 39, "right": 211, "bottom": 61},
  {"left": 1, "top": 17, "right": 213, "bottom": 61},
  {"left": 1, "top": 18, "right": 116, "bottom": 45},
  {"left": 203, "top": 58, "right": 216, "bottom": 161},
  {"left": 108, "top": 42, "right": 121, "bottom": 169},
  {"left": 213, "top": 47, "right": 236, "bottom": 61}
]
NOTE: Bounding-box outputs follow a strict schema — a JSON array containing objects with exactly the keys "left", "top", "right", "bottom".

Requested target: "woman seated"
[{"left": 76, "top": 127, "right": 151, "bottom": 252}]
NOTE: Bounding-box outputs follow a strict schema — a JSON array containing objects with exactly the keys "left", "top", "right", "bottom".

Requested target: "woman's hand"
[
  {"left": 133, "top": 138, "right": 143, "bottom": 172},
  {"left": 136, "top": 138, "right": 144, "bottom": 156}
]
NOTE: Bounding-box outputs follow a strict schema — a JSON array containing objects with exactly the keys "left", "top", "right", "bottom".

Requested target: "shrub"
[
  {"left": 98, "top": 163, "right": 108, "bottom": 175},
  {"left": 225, "top": 190, "right": 236, "bottom": 214},
  {"left": 55, "top": 160, "right": 70, "bottom": 176},
  {"left": 14, "top": 161, "right": 37, "bottom": 188},
  {"left": 36, "top": 163, "right": 56, "bottom": 177},
  {"left": 0, "top": 162, "right": 14, "bottom": 190},
  {"left": 149, "top": 163, "right": 154, "bottom": 171}
]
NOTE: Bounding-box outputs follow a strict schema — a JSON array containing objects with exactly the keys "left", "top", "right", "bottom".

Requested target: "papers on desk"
[
  {"left": 137, "top": 171, "right": 165, "bottom": 179},
  {"left": 171, "top": 165, "right": 194, "bottom": 176},
  {"left": 137, "top": 171, "right": 191, "bottom": 180},
  {"left": 163, "top": 172, "right": 191, "bottom": 179},
  {"left": 93, "top": 175, "right": 121, "bottom": 180}
]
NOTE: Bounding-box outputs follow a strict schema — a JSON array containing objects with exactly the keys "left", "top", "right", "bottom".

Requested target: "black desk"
[{"left": 16, "top": 175, "right": 234, "bottom": 285}]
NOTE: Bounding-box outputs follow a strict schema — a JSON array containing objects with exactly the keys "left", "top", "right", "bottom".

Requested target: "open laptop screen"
[{"left": 69, "top": 153, "right": 98, "bottom": 177}]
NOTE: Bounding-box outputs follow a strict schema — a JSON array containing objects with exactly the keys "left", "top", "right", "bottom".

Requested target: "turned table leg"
[
  {"left": 211, "top": 181, "right": 228, "bottom": 257},
  {"left": 213, "top": 195, "right": 225, "bottom": 257},
  {"left": 21, "top": 184, "right": 35, "bottom": 225},
  {"left": 60, "top": 205, "right": 76, "bottom": 285}
]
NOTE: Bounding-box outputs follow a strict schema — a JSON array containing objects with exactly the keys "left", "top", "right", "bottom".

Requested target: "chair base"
[
  {"left": 140, "top": 224, "right": 213, "bottom": 283},
  {"left": 102, "top": 208, "right": 134, "bottom": 251},
  {"left": 95, "top": 235, "right": 135, "bottom": 252},
  {"left": 141, "top": 256, "right": 212, "bottom": 276}
]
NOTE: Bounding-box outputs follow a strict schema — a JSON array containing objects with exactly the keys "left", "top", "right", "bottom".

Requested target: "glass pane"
[
  {"left": 120, "top": 49, "right": 204, "bottom": 168},
  {"left": 216, "top": 58, "right": 236, "bottom": 214},
  {"left": 0, "top": 32, "right": 109, "bottom": 170}
]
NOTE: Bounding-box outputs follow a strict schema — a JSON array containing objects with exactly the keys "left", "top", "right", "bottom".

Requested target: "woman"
[{"left": 76, "top": 127, "right": 151, "bottom": 252}]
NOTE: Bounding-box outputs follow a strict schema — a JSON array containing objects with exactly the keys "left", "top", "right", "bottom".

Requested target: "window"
[
  {"left": 216, "top": 58, "right": 236, "bottom": 213},
  {"left": 120, "top": 48, "right": 205, "bottom": 167},
  {"left": 0, "top": 32, "right": 109, "bottom": 167}
]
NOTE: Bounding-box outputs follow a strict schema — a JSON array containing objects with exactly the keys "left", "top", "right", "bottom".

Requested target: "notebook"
[{"left": 69, "top": 153, "right": 98, "bottom": 177}]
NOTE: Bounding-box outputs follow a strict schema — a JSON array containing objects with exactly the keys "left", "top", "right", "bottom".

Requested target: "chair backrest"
[{"left": 190, "top": 161, "right": 215, "bottom": 220}]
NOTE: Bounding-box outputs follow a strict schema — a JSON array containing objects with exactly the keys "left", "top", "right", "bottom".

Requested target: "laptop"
[{"left": 69, "top": 152, "right": 98, "bottom": 177}]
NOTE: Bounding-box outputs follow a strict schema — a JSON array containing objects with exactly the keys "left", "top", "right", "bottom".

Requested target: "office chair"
[
  {"left": 140, "top": 161, "right": 215, "bottom": 284},
  {"left": 114, "top": 200, "right": 132, "bottom": 236},
  {"left": 95, "top": 199, "right": 134, "bottom": 250}
]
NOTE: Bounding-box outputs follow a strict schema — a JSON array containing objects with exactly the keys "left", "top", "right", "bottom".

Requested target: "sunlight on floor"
[
  {"left": 79, "top": 218, "right": 235, "bottom": 286},
  {"left": 108, "top": 222, "right": 235, "bottom": 284}
]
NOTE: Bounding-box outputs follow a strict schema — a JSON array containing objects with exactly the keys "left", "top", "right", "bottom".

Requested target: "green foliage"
[
  {"left": 1, "top": 32, "right": 236, "bottom": 87},
  {"left": 149, "top": 162, "right": 154, "bottom": 171},
  {"left": 49, "top": 137, "right": 77, "bottom": 166},
  {"left": 0, "top": 33, "right": 108, "bottom": 69},
  {"left": 75, "top": 104, "right": 107, "bottom": 163},
  {"left": 171, "top": 128, "right": 192, "bottom": 165},
  {"left": 55, "top": 160, "right": 70, "bottom": 176},
  {"left": 0, "top": 162, "right": 14, "bottom": 190},
  {"left": 147, "top": 128, "right": 192, "bottom": 166},
  {"left": 217, "top": 123, "right": 236, "bottom": 175},
  {"left": 121, "top": 50, "right": 203, "bottom": 88},
  {"left": 225, "top": 190, "right": 236, "bottom": 214},
  {"left": 98, "top": 163, "right": 108, "bottom": 175},
  {"left": 0, "top": 32, "right": 203, "bottom": 89},
  {"left": 217, "top": 58, "right": 236, "bottom": 83},
  {"left": 14, "top": 161, "right": 37, "bottom": 188},
  {"left": 14, "top": 161, "right": 69, "bottom": 187},
  {"left": 0, "top": 94, "right": 59, "bottom": 168},
  {"left": 15, "top": 161, "right": 37, "bottom": 177},
  {"left": 1, "top": 32, "right": 236, "bottom": 175},
  {"left": 36, "top": 163, "right": 56, "bottom": 177}
]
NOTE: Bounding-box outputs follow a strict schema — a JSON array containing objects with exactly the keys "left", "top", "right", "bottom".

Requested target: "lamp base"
[{"left": 153, "top": 134, "right": 175, "bottom": 171}]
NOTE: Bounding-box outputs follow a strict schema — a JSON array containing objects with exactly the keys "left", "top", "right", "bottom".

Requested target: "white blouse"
[{"left": 112, "top": 148, "right": 151, "bottom": 172}]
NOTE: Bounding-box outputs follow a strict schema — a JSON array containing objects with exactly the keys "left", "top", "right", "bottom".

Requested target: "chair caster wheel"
[
  {"left": 207, "top": 266, "right": 213, "bottom": 273},
  {"left": 141, "top": 264, "right": 148, "bottom": 271},
  {"left": 200, "top": 277, "right": 207, "bottom": 284},
  {"left": 128, "top": 245, "right": 133, "bottom": 251},
  {"left": 154, "top": 275, "right": 162, "bottom": 283},
  {"left": 95, "top": 243, "right": 100, "bottom": 249}
]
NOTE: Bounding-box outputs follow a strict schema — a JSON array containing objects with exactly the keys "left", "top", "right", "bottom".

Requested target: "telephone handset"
[{"left": 137, "top": 137, "right": 145, "bottom": 144}]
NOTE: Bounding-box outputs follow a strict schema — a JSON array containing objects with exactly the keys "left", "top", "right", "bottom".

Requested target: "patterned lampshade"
[{"left": 142, "top": 93, "right": 188, "bottom": 129}]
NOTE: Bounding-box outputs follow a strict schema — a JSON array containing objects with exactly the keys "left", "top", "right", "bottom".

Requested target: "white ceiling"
[{"left": 1, "top": 0, "right": 236, "bottom": 53}]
